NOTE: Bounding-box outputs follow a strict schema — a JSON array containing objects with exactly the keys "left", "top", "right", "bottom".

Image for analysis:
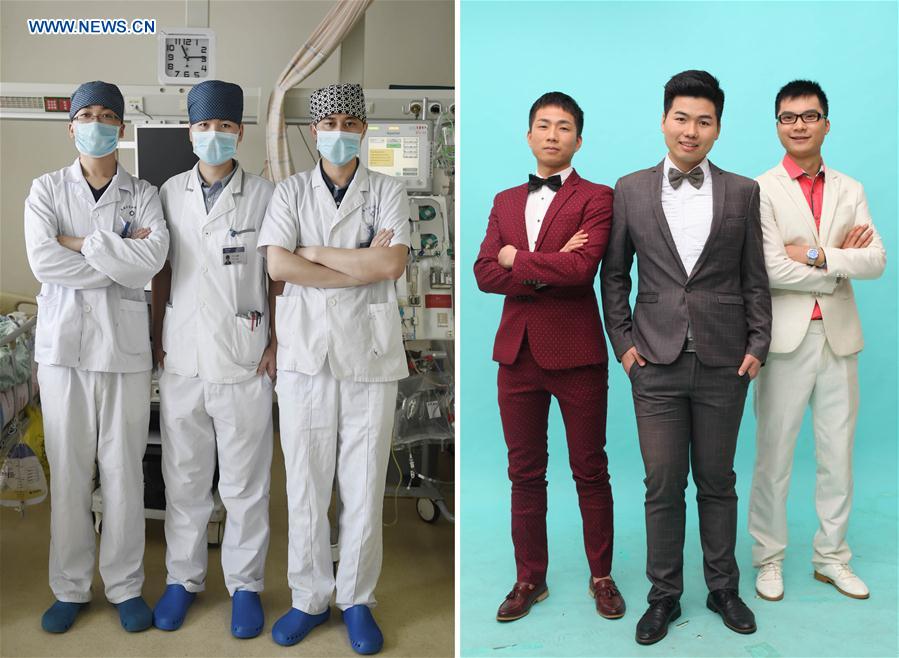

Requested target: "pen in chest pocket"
[
  {"left": 237, "top": 310, "right": 264, "bottom": 331},
  {"left": 119, "top": 203, "right": 137, "bottom": 237}
]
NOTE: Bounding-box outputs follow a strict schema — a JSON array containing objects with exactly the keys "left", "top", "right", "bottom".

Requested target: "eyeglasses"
[
  {"left": 72, "top": 112, "right": 121, "bottom": 124},
  {"left": 777, "top": 111, "right": 826, "bottom": 125}
]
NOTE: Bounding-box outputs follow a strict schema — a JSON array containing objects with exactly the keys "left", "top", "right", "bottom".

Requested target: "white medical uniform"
[
  {"left": 257, "top": 162, "right": 409, "bottom": 613},
  {"left": 158, "top": 163, "right": 275, "bottom": 595},
  {"left": 24, "top": 158, "right": 169, "bottom": 604}
]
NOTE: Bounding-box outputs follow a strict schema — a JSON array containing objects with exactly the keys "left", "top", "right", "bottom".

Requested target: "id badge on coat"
[
  {"left": 118, "top": 200, "right": 138, "bottom": 237},
  {"left": 357, "top": 222, "right": 376, "bottom": 248},
  {"left": 222, "top": 245, "right": 247, "bottom": 265}
]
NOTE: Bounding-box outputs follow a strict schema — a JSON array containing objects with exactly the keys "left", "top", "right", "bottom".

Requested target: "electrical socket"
[{"left": 125, "top": 96, "right": 143, "bottom": 113}]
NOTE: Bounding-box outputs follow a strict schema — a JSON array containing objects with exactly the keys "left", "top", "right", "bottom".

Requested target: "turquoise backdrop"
[{"left": 459, "top": 1, "right": 898, "bottom": 656}]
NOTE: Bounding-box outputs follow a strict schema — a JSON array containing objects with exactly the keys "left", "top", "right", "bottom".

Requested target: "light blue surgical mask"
[
  {"left": 74, "top": 121, "right": 120, "bottom": 157},
  {"left": 191, "top": 130, "right": 239, "bottom": 165},
  {"left": 316, "top": 130, "right": 361, "bottom": 166}
]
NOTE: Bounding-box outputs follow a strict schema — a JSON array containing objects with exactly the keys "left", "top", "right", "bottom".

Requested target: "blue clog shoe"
[
  {"left": 271, "top": 607, "right": 330, "bottom": 646},
  {"left": 41, "top": 601, "right": 86, "bottom": 633},
  {"left": 153, "top": 584, "right": 196, "bottom": 631},
  {"left": 231, "top": 590, "right": 264, "bottom": 639},
  {"left": 115, "top": 596, "right": 152, "bottom": 632},
  {"left": 342, "top": 605, "right": 384, "bottom": 655}
]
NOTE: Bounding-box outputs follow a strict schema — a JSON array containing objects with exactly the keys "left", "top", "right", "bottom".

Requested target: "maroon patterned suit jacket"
[{"left": 474, "top": 170, "right": 613, "bottom": 369}]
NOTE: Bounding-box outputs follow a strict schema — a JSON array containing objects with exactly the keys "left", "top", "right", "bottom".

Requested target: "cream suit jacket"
[{"left": 757, "top": 163, "right": 886, "bottom": 356}]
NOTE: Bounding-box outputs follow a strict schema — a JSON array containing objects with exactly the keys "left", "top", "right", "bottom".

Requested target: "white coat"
[
  {"left": 24, "top": 158, "right": 169, "bottom": 373},
  {"left": 257, "top": 164, "right": 410, "bottom": 383},
  {"left": 160, "top": 163, "right": 274, "bottom": 383}
]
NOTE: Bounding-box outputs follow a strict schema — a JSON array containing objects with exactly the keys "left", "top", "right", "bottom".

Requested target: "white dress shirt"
[
  {"left": 660, "top": 155, "right": 713, "bottom": 276},
  {"left": 525, "top": 166, "right": 573, "bottom": 251}
]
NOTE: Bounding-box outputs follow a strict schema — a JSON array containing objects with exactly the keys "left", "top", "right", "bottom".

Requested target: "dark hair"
[
  {"left": 775, "top": 79, "right": 829, "bottom": 118},
  {"left": 663, "top": 70, "right": 724, "bottom": 123},
  {"left": 528, "top": 91, "right": 584, "bottom": 137}
]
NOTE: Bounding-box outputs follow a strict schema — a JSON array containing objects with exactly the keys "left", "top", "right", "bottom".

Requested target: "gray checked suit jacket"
[{"left": 600, "top": 160, "right": 772, "bottom": 367}]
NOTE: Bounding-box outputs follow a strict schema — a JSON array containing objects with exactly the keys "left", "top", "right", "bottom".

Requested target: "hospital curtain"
[{"left": 264, "top": 0, "right": 373, "bottom": 182}]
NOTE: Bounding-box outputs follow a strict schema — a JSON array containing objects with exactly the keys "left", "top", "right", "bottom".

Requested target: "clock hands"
[{"left": 179, "top": 45, "right": 205, "bottom": 61}]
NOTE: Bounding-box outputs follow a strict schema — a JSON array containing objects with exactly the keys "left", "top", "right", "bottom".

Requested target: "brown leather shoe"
[
  {"left": 589, "top": 576, "right": 626, "bottom": 619},
  {"left": 496, "top": 582, "right": 549, "bottom": 622}
]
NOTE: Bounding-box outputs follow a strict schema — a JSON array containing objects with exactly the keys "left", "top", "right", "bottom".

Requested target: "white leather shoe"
[
  {"left": 755, "top": 562, "right": 783, "bottom": 601},
  {"left": 755, "top": 560, "right": 783, "bottom": 601},
  {"left": 814, "top": 563, "right": 870, "bottom": 599}
]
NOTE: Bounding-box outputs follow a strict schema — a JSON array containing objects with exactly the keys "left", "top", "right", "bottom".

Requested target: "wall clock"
[{"left": 158, "top": 28, "right": 215, "bottom": 85}]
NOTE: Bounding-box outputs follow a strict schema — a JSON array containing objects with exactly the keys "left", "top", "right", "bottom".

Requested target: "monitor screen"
[
  {"left": 134, "top": 124, "right": 198, "bottom": 189},
  {"left": 362, "top": 122, "right": 431, "bottom": 192}
]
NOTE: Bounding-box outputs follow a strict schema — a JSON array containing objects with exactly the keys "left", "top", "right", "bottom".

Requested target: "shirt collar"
[
  {"left": 532, "top": 165, "right": 573, "bottom": 185},
  {"left": 782, "top": 154, "right": 825, "bottom": 180},
  {"left": 663, "top": 154, "right": 710, "bottom": 179},
  {"left": 198, "top": 161, "right": 239, "bottom": 191},
  {"left": 319, "top": 158, "right": 359, "bottom": 194},
  {"left": 65, "top": 157, "right": 134, "bottom": 197}
]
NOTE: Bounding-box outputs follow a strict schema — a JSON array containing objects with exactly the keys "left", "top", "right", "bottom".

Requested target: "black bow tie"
[
  {"left": 668, "top": 167, "right": 704, "bottom": 190},
  {"left": 528, "top": 174, "right": 563, "bottom": 193}
]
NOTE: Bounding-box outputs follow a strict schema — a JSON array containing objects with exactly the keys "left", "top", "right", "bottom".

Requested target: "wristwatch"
[{"left": 806, "top": 247, "right": 819, "bottom": 266}]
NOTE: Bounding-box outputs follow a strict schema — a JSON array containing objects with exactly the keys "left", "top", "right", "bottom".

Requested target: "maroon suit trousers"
[{"left": 498, "top": 337, "right": 613, "bottom": 584}]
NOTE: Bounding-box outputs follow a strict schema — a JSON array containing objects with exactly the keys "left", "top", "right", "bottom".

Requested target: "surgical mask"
[
  {"left": 74, "top": 121, "right": 120, "bottom": 157},
  {"left": 316, "top": 130, "right": 361, "bottom": 166},
  {"left": 191, "top": 130, "right": 238, "bottom": 166}
]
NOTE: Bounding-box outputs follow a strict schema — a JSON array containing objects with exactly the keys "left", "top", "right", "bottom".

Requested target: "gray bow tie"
[{"left": 668, "top": 166, "right": 704, "bottom": 190}]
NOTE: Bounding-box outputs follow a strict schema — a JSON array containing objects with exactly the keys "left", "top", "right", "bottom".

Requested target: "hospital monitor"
[
  {"left": 134, "top": 124, "right": 198, "bottom": 189},
  {"left": 361, "top": 122, "right": 431, "bottom": 193}
]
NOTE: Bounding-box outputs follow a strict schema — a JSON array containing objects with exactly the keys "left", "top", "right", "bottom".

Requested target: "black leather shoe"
[
  {"left": 635, "top": 597, "right": 680, "bottom": 645},
  {"left": 706, "top": 589, "right": 757, "bottom": 634}
]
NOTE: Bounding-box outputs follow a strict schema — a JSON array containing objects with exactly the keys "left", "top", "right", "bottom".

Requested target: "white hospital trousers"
[
  {"left": 38, "top": 364, "right": 151, "bottom": 604},
  {"left": 276, "top": 363, "right": 398, "bottom": 613},
  {"left": 159, "top": 370, "right": 273, "bottom": 595}
]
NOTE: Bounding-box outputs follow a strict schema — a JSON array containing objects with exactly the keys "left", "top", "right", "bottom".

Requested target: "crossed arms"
[
  {"left": 266, "top": 229, "right": 408, "bottom": 288},
  {"left": 24, "top": 177, "right": 169, "bottom": 290},
  {"left": 473, "top": 187, "right": 612, "bottom": 297},
  {"left": 760, "top": 183, "right": 886, "bottom": 293}
]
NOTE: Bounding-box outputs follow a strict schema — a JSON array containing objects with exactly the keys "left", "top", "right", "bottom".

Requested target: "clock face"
[
  {"left": 158, "top": 29, "right": 215, "bottom": 85},
  {"left": 165, "top": 37, "right": 210, "bottom": 80}
]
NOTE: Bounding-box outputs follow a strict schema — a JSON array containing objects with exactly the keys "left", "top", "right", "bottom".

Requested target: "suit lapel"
[
  {"left": 333, "top": 165, "right": 369, "bottom": 229},
  {"left": 183, "top": 166, "right": 209, "bottom": 230},
  {"left": 818, "top": 169, "right": 840, "bottom": 245},
  {"left": 650, "top": 162, "right": 689, "bottom": 280},
  {"left": 534, "top": 171, "right": 579, "bottom": 251},
  {"left": 508, "top": 184, "right": 530, "bottom": 250},
  {"left": 203, "top": 185, "right": 236, "bottom": 227},
  {"left": 776, "top": 164, "right": 819, "bottom": 238},
  {"left": 688, "top": 162, "right": 725, "bottom": 281}
]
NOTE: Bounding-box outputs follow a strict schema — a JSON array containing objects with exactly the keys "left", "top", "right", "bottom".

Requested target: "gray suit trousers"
[{"left": 629, "top": 352, "right": 750, "bottom": 602}]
